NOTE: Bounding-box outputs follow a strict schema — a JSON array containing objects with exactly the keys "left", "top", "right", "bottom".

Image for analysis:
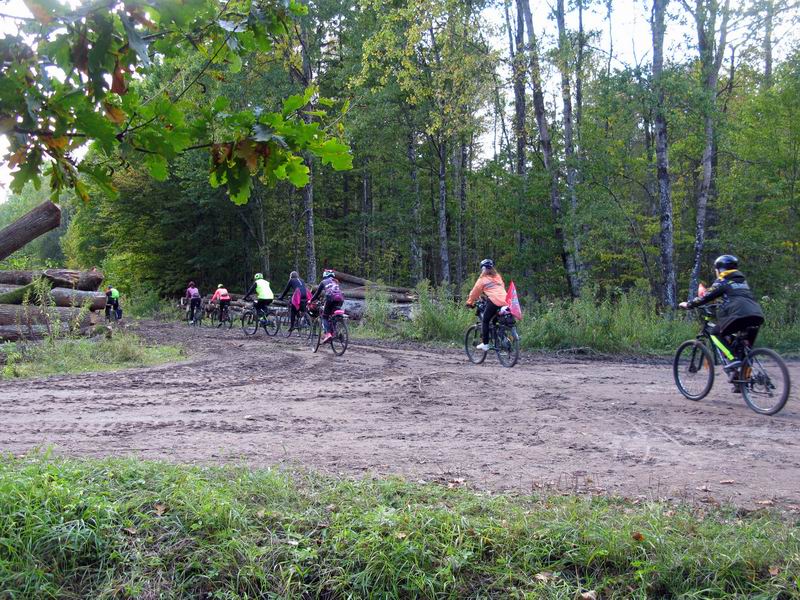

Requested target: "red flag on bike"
[
  {"left": 698, "top": 283, "right": 707, "bottom": 298},
  {"left": 506, "top": 281, "right": 523, "bottom": 320}
]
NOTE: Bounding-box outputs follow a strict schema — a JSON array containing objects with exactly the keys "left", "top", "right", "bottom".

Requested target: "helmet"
[
  {"left": 480, "top": 258, "right": 494, "bottom": 270},
  {"left": 714, "top": 255, "right": 738, "bottom": 271},
  {"left": 322, "top": 269, "right": 335, "bottom": 279},
  {"left": 254, "top": 273, "right": 263, "bottom": 280},
  {"left": 188, "top": 281, "right": 195, "bottom": 287},
  {"left": 217, "top": 284, "right": 224, "bottom": 289}
]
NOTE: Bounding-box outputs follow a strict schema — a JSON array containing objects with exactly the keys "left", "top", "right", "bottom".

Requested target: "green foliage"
[
  {"left": 0, "top": 455, "right": 797, "bottom": 598},
  {"left": 0, "top": 332, "right": 184, "bottom": 379},
  {"left": 359, "top": 284, "right": 395, "bottom": 337},
  {"left": 0, "top": 0, "right": 352, "bottom": 205},
  {"left": 405, "top": 281, "right": 473, "bottom": 342}
]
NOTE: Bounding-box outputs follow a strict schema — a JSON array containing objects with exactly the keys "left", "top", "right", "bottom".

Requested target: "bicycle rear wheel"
[
  {"left": 331, "top": 318, "right": 348, "bottom": 356},
  {"left": 741, "top": 348, "right": 791, "bottom": 415},
  {"left": 210, "top": 308, "right": 219, "bottom": 327},
  {"left": 242, "top": 311, "right": 258, "bottom": 336},
  {"left": 280, "top": 311, "right": 294, "bottom": 337},
  {"left": 263, "top": 312, "right": 279, "bottom": 336},
  {"left": 464, "top": 324, "right": 487, "bottom": 364},
  {"left": 673, "top": 340, "right": 715, "bottom": 400},
  {"left": 495, "top": 326, "right": 519, "bottom": 368}
]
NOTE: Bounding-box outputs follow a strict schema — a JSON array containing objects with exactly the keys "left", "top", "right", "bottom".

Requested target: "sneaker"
[{"left": 475, "top": 343, "right": 490, "bottom": 351}]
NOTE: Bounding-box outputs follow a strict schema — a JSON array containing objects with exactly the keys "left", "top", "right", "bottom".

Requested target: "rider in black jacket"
[
  {"left": 278, "top": 271, "right": 308, "bottom": 332},
  {"left": 680, "top": 255, "right": 764, "bottom": 378}
]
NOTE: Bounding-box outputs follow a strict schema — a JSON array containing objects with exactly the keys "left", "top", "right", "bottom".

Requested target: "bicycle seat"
[{"left": 333, "top": 309, "right": 346, "bottom": 316}]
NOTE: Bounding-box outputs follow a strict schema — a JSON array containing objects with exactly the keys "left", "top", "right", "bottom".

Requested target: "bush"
[
  {"left": 405, "top": 281, "right": 473, "bottom": 343},
  {"left": 359, "top": 284, "right": 394, "bottom": 337}
]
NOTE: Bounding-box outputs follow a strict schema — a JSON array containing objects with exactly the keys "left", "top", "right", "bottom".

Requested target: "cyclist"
[
  {"left": 278, "top": 271, "right": 308, "bottom": 333},
  {"left": 244, "top": 273, "right": 274, "bottom": 315},
  {"left": 210, "top": 284, "right": 232, "bottom": 321},
  {"left": 309, "top": 269, "right": 344, "bottom": 344},
  {"left": 185, "top": 281, "right": 202, "bottom": 323},
  {"left": 679, "top": 254, "right": 765, "bottom": 385},
  {"left": 465, "top": 259, "right": 508, "bottom": 351},
  {"left": 105, "top": 285, "right": 121, "bottom": 320}
]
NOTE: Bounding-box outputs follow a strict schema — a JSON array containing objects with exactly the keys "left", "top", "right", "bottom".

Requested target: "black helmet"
[
  {"left": 480, "top": 258, "right": 494, "bottom": 270},
  {"left": 714, "top": 255, "right": 738, "bottom": 271}
]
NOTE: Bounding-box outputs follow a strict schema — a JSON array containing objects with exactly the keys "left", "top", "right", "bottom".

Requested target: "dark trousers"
[
  {"left": 256, "top": 299, "right": 272, "bottom": 313},
  {"left": 105, "top": 299, "right": 119, "bottom": 319},
  {"left": 189, "top": 297, "right": 201, "bottom": 321},
  {"left": 715, "top": 316, "right": 764, "bottom": 358},
  {"left": 482, "top": 301, "right": 500, "bottom": 344},
  {"left": 289, "top": 300, "right": 307, "bottom": 329},
  {"left": 219, "top": 299, "right": 231, "bottom": 318}
]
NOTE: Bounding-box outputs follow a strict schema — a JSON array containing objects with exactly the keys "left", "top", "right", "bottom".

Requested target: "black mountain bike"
[
  {"left": 673, "top": 307, "right": 791, "bottom": 415},
  {"left": 281, "top": 306, "right": 313, "bottom": 340},
  {"left": 465, "top": 300, "right": 520, "bottom": 368},
  {"left": 241, "top": 302, "right": 280, "bottom": 336},
  {"left": 311, "top": 307, "right": 348, "bottom": 355}
]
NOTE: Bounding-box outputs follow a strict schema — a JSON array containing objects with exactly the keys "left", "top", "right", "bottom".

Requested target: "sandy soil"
[{"left": 1, "top": 320, "right": 798, "bottom": 509}]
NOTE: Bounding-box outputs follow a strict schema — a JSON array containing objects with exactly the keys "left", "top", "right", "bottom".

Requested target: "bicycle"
[
  {"left": 281, "top": 305, "right": 313, "bottom": 340},
  {"left": 241, "top": 301, "right": 280, "bottom": 336},
  {"left": 464, "top": 300, "right": 520, "bottom": 368},
  {"left": 210, "top": 303, "right": 234, "bottom": 329},
  {"left": 673, "top": 306, "right": 791, "bottom": 415},
  {"left": 311, "top": 306, "right": 348, "bottom": 355}
]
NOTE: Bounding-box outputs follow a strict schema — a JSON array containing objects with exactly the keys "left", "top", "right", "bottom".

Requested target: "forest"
[{"left": 1, "top": 0, "right": 799, "bottom": 313}]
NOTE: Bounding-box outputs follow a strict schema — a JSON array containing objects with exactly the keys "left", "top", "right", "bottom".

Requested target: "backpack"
[{"left": 324, "top": 279, "right": 344, "bottom": 302}]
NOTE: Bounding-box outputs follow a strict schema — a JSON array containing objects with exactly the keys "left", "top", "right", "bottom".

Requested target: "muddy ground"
[{"left": 1, "top": 320, "right": 798, "bottom": 509}]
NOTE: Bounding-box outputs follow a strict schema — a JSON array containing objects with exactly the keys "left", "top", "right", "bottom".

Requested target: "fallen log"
[
  {"left": 332, "top": 270, "right": 414, "bottom": 294},
  {"left": 0, "top": 304, "right": 98, "bottom": 328},
  {"left": 0, "top": 201, "right": 61, "bottom": 261},
  {"left": 48, "top": 288, "right": 107, "bottom": 311},
  {"left": 0, "top": 268, "right": 104, "bottom": 291},
  {"left": 0, "top": 282, "right": 37, "bottom": 304},
  {"left": 342, "top": 289, "right": 415, "bottom": 303},
  {"left": 0, "top": 323, "right": 74, "bottom": 342}
]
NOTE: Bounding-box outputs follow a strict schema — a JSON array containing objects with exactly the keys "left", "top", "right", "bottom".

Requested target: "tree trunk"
[
  {"left": 0, "top": 201, "right": 62, "bottom": 261},
  {"left": 408, "top": 130, "right": 423, "bottom": 284},
  {"left": 764, "top": 0, "right": 773, "bottom": 87},
  {"left": 455, "top": 139, "right": 467, "bottom": 290},
  {"left": 688, "top": 0, "right": 730, "bottom": 299},
  {"left": 435, "top": 138, "right": 451, "bottom": 285},
  {"left": 652, "top": 0, "right": 678, "bottom": 308},
  {"left": 555, "top": 0, "right": 586, "bottom": 289},
  {"left": 517, "top": 0, "right": 581, "bottom": 298}
]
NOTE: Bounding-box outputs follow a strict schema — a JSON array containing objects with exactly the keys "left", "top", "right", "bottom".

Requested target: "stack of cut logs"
[{"left": 0, "top": 201, "right": 107, "bottom": 342}]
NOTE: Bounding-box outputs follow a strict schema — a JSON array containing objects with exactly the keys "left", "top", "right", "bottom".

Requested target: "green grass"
[
  {"left": 0, "top": 332, "right": 184, "bottom": 379},
  {"left": 0, "top": 455, "right": 797, "bottom": 599}
]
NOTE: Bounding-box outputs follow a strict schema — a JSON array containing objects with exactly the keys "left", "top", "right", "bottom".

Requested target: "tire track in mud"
[{"left": 0, "top": 320, "right": 798, "bottom": 508}]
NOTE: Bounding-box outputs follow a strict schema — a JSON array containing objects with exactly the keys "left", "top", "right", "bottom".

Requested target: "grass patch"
[
  {"left": 0, "top": 455, "right": 797, "bottom": 598},
  {"left": 0, "top": 332, "right": 184, "bottom": 379}
]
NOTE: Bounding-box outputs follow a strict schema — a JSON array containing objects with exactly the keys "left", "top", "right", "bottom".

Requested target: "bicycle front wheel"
[
  {"left": 673, "top": 340, "right": 715, "bottom": 400},
  {"left": 311, "top": 319, "right": 322, "bottom": 352},
  {"left": 495, "top": 326, "right": 519, "bottom": 368},
  {"left": 331, "top": 318, "right": 349, "bottom": 356},
  {"left": 741, "top": 348, "right": 791, "bottom": 415},
  {"left": 210, "top": 309, "right": 219, "bottom": 327},
  {"left": 280, "top": 312, "right": 294, "bottom": 337},
  {"left": 242, "top": 311, "right": 258, "bottom": 336},
  {"left": 464, "top": 324, "right": 487, "bottom": 364}
]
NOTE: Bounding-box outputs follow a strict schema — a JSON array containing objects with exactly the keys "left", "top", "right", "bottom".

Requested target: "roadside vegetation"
[
  {"left": 358, "top": 284, "right": 800, "bottom": 356},
  {"left": 0, "top": 332, "right": 183, "bottom": 379},
  {"left": 0, "top": 454, "right": 797, "bottom": 599}
]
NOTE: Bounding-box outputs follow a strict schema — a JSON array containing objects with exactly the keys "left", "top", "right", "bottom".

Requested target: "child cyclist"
[
  {"left": 309, "top": 269, "right": 344, "bottom": 343},
  {"left": 185, "top": 281, "right": 202, "bottom": 324},
  {"left": 278, "top": 271, "right": 309, "bottom": 333},
  {"left": 679, "top": 255, "right": 765, "bottom": 387},
  {"left": 465, "top": 259, "right": 508, "bottom": 351}
]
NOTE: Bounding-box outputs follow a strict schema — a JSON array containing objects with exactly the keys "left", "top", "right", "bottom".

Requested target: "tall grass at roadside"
[
  {"left": 0, "top": 454, "right": 797, "bottom": 599},
  {"left": 357, "top": 284, "right": 395, "bottom": 338},
  {"left": 0, "top": 332, "right": 184, "bottom": 379},
  {"left": 124, "top": 285, "right": 183, "bottom": 321},
  {"left": 405, "top": 280, "right": 473, "bottom": 342}
]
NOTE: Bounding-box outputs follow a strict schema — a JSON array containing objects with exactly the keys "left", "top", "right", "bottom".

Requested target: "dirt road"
[{"left": 1, "top": 321, "right": 798, "bottom": 508}]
